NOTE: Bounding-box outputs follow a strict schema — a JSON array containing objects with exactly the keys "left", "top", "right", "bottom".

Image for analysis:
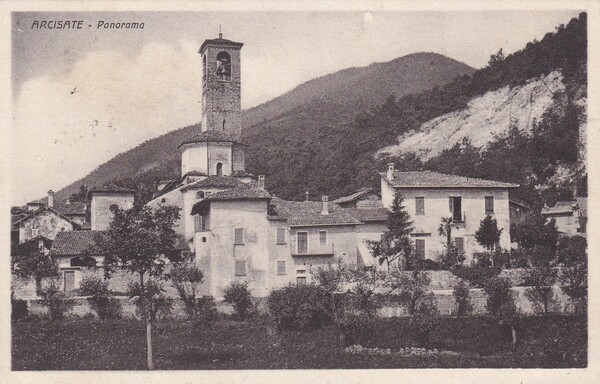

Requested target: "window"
[
  {"left": 485, "top": 196, "right": 494, "bottom": 214},
  {"left": 319, "top": 230, "right": 327, "bottom": 246},
  {"left": 297, "top": 231, "right": 308, "bottom": 254},
  {"left": 296, "top": 276, "right": 307, "bottom": 285},
  {"left": 216, "top": 51, "right": 231, "bottom": 81},
  {"left": 194, "top": 215, "right": 205, "bottom": 232},
  {"left": 276, "top": 227, "right": 286, "bottom": 244},
  {"left": 31, "top": 228, "right": 39, "bottom": 237},
  {"left": 234, "top": 260, "right": 246, "bottom": 276},
  {"left": 70, "top": 256, "right": 97, "bottom": 268},
  {"left": 216, "top": 162, "right": 223, "bottom": 177},
  {"left": 277, "top": 260, "right": 286, "bottom": 275},
  {"left": 415, "top": 239, "right": 426, "bottom": 259},
  {"left": 202, "top": 55, "right": 207, "bottom": 82},
  {"left": 161, "top": 198, "right": 166, "bottom": 203},
  {"left": 196, "top": 191, "right": 205, "bottom": 199},
  {"left": 109, "top": 203, "right": 119, "bottom": 212},
  {"left": 234, "top": 228, "right": 245, "bottom": 245},
  {"left": 454, "top": 237, "right": 465, "bottom": 254},
  {"left": 449, "top": 197, "right": 463, "bottom": 222},
  {"left": 415, "top": 197, "right": 425, "bottom": 215}
]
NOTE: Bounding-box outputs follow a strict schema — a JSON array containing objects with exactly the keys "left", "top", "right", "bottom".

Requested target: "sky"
[{"left": 10, "top": 9, "right": 582, "bottom": 205}]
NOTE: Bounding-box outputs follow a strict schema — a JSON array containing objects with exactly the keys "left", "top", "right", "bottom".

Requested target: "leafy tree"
[
  {"left": 391, "top": 267, "right": 431, "bottom": 316},
  {"left": 223, "top": 281, "right": 253, "bottom": 320},
  {"left": 487, "top": 48, "right": 505, "bottom": 68},
  {"left": 69, "top": 184, "right": 88, "bottom": 203},
  {"left": 558, "top": 236, "right": 587, "bottom": 313},
  {"left": 453, "top": 280, "right": 473, "bottom": 316},
  {"left": 511, "top": 214, "right": 558, "bottom": 252},
  {"left": 367, "top": 192, "right": 414, "bottom": 269},
  {"left": 344, "top": 266, "right": 386, "bottom": 319},
  {"left": 484, "top": 276, "right": 519, "bottom": 347},
  {"left": 96, "top": 204, "right": 180, "bottom": 370},
  {"left": 475, "top": 215, "right": 503, "bottom": 252},
  {"left": 168, "top": 263, "right": 205, "bottom": 318},
  {"left": 410, "top": 295, "right": 439, "bottom": 345},
  {"left": 13, "top": 244, "right": 59, "bottom": 297},
  {"left": 438, "top": 217, "right": 464, "bottom": 268}
]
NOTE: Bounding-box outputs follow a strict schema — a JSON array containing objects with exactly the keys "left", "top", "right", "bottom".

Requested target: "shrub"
[
  {"left": 268, "top": 284, "right": 331, "bottom": 329},
  {"left": 508, "top": 249, "right": 529, "bottom": 268},
  {"left": 452, "top": 280, "right": 473, "bottom": 316},
  {"left": 524, "top": 265, "right": 558, "bottom": 315},
  {"left": 12, "top": 299, "right": 28, "bottom": 321},
  {"left": 223, "top": 281, "right": 253, "bottom": 320},
  {"left": 336, "top": 313, "right": 374, "bottom": 346},
  {"left": 80, "top": 276, "right": 122, "bottom": 319},
  {"left": 452, "top": 264, "right": 500, "bottom": 288},
  {"left": 40, "top": 278, "right": 73, "bottom": 320},
  {"left": 414, "top": 258, "right": 443, "bottom": 271},
  {"left": 168, "top": 263, "right": 205, "bottom": 318},
  {"left": 483, "top": 276, "right": 514, "bottom": 316},
  {"left": 127, "top": 279, "right": 173, "bottom": 322},
  {"left": 195, "top": 296, "right": 218, "bottom": 326},
  {"left": 391, "top": 268, "right": 431, "bottom": 316}
]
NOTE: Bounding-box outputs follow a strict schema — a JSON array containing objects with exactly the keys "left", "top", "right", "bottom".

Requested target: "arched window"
[
  {"left": 109, "top": 204, "right": 119, "bottom": 212},
  {"left": 203, "top": 55, "right": 207, "bottom": 82},
  {"left": 196, "top": 191, "right": 205, "bottom": 199},
  {"left": 216, "top": 163, "right": 223, "bottom": 177},
  {"left": 70, "top": 256, "right": 97, "bottom": 268},
  {"left": 216, "top": 51, "right": 231, "bottom": 81}
]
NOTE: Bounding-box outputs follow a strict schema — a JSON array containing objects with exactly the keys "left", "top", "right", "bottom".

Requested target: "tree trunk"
[
  {"left": 511, "top": 326, "right": 517, "bottom": 350},
  {"left": 147, "top": 318, "right": 154, "bottom": 370}
]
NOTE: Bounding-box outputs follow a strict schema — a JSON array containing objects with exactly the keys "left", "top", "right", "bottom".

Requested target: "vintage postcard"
[{"left": 0, "top": 0, "right": 598, "bottom": 383}]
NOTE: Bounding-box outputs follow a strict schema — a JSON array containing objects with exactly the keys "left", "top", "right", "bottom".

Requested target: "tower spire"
[{"left": 219, "top": 24, "right": 222, "bottom": 39}]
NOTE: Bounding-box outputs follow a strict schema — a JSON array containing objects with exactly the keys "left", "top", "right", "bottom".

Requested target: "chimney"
[
  {"left": 387, "top": 163, "right": 395, "bottom": 180},
  {"left": 321, "top": 195, "right": 329, "bottom": 215},
  {"left": 47, "top": 190, "right": 54, "bottom": 208},
  {"left": 258, "top": 175, "right": 265, "bottom": 190},
  {"left": 305, "top": 191, "right": 310, "bottom": 201}
]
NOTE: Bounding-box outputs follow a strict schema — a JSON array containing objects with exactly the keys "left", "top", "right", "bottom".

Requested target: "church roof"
[
  {"left": 181, "top": 176, "right": 242, "bottom": 191},
  {"left": 199, "top": 36, "right": 244, "bottom": 52},
  {"left": 178, "top": 129, "right": 247, "bottom": 147},
  {"left": 381, "top": 171, "right": 518, "bottom": 189}
]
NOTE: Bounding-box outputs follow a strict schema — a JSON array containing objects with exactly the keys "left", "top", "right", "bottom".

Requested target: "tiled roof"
[
  {"left": 181, "top": 176, "right": 242, "bottom": 192},
  {"left": 89, "top": 184, "right": 136, "bottom": 194},
  {"left": 344, "top": 208, "right": 389, "bottom": 223},
  {"left": 332, "top": 187, "right": 376, "bottom": 205},
  {"left": 26, "top": 197, "right": 87, "bottom": 216},
  {"left": 541, "top": 201, "right": 578, "bottom": 215},
  {"left": 191, "top": 183, "right": 271, "bottom": 214},
  {"left": 51, "top": 230, "right": 105, "bottom": 256},
  {"left": 200, "top": 37, "right": 244, "bottom": 52},
  {"left": 231, "top": 170, "right": 255, "bottom": 177},
  {"left": 509, "top": 197, "right": 531, "bottom": 209},
  {"left": 13, "top": 206, "right": 81, "bottom": 228},
  {"left": 269, "top": 197, "right": 361, "bottom": 227},
  {"left": 381, "top": 171, "right": 519, "bottom": 189},
  {"left": 178, "top": 129, "right": 246, "bottom": 147}
]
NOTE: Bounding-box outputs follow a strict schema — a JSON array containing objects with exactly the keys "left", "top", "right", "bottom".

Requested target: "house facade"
[
  {"left": 380, "top": 164, "right": 517, "bottom": 263},
  {"left": 541, "top": 198, "right": 587, "bottom": 236}
]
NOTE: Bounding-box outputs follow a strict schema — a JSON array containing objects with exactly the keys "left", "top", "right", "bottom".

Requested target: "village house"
[
  {"left": 380, "top": 164, "right": 518, "bottom": 263},
  {"left": 541, "top": 197, "right": 587, "bottom": 236}
]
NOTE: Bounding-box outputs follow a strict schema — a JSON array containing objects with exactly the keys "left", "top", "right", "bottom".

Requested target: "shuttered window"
[
  {"left": 485, "top": 196, "right": 494, "bottom": 214},
  {"left": 234, "top": 260, "right": 246, "bottom": 276},
  {"left": 277, "top": 260, "right": 286, "bottom": 275},
  {"left": 454, "top": 237, "right": 465, "bottom": 254},
  {"left": 319, "top": 230, "right": 327, "bottom": 245},
  {"left": 415, "top": 239, "right": 426, "bottom": 259},
  {"left": 297, "top": 232, "right": 308, "bottom": 254},
  {"left": 276, "top": 228, "right": 286, "bottom": 244},
  {"left": 234, "top": 228, "right": 245, "bottom": 245},
  {"left": 415, "top": 197, "right": 425, "bottom": 215},
  {"left": 296, "top": 276, "right": 307, "bottom": 285},
  {"left": 449, "top": 197, "right": 462, "bottom": 222}
]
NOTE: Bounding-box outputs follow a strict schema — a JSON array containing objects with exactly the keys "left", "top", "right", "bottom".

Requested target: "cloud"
[{"left": 12, "top": 40, "right": 203, "bottom": 204}]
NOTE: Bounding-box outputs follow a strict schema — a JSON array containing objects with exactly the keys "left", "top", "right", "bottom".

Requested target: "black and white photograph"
[{"left": 1, "top": 0, "right": 597, "bottom": 381}]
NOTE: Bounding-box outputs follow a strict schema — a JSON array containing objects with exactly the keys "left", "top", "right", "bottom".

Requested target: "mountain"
[{"left": 51, "top": 52, "right": 475, "bottom": 203}]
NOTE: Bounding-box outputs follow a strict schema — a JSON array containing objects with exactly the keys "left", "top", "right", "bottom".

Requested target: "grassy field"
[{"left": 12, "top": 315, "right": 586, "bottom": 370}]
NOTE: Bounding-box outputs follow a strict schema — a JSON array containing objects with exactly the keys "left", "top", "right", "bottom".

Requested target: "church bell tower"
[{"left": 199, "top": 32, "right": 243, "bottom": 139}]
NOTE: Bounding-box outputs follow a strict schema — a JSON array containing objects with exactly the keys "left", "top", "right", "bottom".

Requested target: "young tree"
[
  {"left": 558, "top": 236, "right": 587, "bottom": 313},
  {"left": 487, "top": 48, "right": 505, "bottom": 68},
  {"left": 438, "top": 217, "right": 464, "bottom": 268},
  {"left": 453, "top": 280, "right": 473, "bottom": 316},
  {"left": 367, "top": 192, "right": 414, "bottom": 269},
  {"left": 391, "top": 267, "right": 432, "bottom": 316},
  {"left": 484, "top": 276, "right": 519, "bottom": 347},
  {"left": 96, "top": 204, "right": 180, "bottom": 370},
  {"left": 223, "top": 281, "right": 253, "bottom": 320},
  {"left": 475, "top": 215, "right": 503, "bottom": 251},
  {"left": 511, "top": 214, "right": 559, "bottom": 252},
  {"left": 13, "top": 243, "right": 59, "bottom": 297},
  {"left": 168, "top": 263, "right": 205, "bottom": 318},
  {"left": 524, "top": 265, "right": 558, "bottom": 315}
]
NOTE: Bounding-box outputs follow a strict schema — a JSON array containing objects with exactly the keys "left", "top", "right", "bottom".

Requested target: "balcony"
[{"left": 290, "top": 242, "right": 335, "bottom": 257}]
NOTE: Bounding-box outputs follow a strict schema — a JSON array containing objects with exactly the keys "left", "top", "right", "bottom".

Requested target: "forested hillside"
[{"left": 53, "top": 12, "right": 586, "bottom": 212}]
